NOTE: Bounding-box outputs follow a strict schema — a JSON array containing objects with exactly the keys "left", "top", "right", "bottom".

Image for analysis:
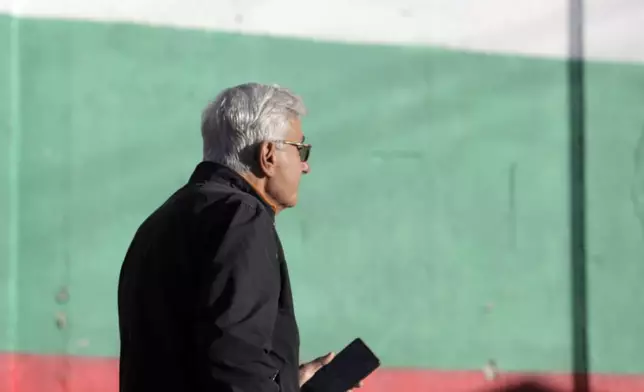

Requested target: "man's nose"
[{"left": 302, "top": 161, "right": 310, "bottom": 174}]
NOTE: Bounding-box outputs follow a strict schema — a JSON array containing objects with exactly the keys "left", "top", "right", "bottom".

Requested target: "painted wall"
[{"left": 1, "top": 1, "right": 644, "bottom": 391}]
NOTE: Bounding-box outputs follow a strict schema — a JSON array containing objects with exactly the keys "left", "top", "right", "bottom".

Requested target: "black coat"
[{"left": 118, "top": 161, "right": 301, "bottom": 392}]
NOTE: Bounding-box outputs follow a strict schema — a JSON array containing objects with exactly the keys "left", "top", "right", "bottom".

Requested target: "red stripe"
[{"left": 1, "top": 353, "right": 643, "bottom": 392}]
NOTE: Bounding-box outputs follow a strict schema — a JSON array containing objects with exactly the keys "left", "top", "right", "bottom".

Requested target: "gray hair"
[{"left": 201, "top": 83, "right": 307, "bottom": 173}]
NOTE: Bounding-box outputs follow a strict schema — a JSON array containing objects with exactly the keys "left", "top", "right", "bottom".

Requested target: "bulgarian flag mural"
[{"left": 1, "top": 0, "right": 644, "bottom": 391}]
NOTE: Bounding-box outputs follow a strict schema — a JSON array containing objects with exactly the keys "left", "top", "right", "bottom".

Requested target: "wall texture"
[{"left": 1, "top": 1, "right": 644, "bottom": 391}]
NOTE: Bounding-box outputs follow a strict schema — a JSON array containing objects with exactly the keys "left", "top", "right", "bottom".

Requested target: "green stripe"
[
  {"left": 0, "top": 15, "right": 11, "bottom": 356},
  {"left": 0, "top": 15, "right": 643, "bottom": 374},
  {"left": 0, "top": 13, "right": 19, "bottom": 358},
  {"left": 7, "top": 13, "right": 21, "bottom": 360}
]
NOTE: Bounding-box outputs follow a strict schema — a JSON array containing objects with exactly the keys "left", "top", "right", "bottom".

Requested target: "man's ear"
[{"left": 258, "top": 141, "right": 278, "bottom": 177}]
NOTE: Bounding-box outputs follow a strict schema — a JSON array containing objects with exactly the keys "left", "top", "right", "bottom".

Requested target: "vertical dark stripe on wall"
[{"left": 567, "top": 0, "right": 589, "bottom": 390}]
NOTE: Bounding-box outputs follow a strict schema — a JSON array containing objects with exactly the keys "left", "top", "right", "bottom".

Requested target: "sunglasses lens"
[{"left": 300, "top": 146, "right": 310, "bottom": 162}]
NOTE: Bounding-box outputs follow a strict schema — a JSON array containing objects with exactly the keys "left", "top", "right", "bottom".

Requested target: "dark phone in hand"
[{"left": 302, "top": 338, "right": 380, "bottom": 392}]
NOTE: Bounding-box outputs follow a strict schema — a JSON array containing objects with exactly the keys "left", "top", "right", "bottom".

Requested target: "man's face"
[{"left": 266, "top": 118, "right": 310, "bottom": 209}]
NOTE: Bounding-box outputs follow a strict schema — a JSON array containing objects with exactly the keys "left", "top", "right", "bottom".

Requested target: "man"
[{"left": 118, "top": 83, "right": 339, "bottom": 392}]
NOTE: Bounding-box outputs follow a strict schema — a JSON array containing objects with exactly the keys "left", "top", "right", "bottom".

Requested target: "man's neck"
[{"left": 240, "top": 172, "right": 282, "bottom": 215}]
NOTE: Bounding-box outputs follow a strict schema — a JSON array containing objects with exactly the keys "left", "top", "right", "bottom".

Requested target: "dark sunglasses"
[{"left": 283, "top": 141, "right": 311, "bottom": 162}]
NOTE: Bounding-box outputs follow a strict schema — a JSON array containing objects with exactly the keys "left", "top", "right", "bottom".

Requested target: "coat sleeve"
[{"left": 197, "top": 201, "right": 282, "bottom": 392}]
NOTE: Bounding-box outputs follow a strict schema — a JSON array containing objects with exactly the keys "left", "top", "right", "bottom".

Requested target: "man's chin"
[{"left": 284, "top": 195, "right": 298, "bottom": 209}]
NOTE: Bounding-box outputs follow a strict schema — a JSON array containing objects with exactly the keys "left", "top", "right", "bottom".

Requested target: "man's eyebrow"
[{"left": 301, "top": 135, "right": 306, "bottom": 143}]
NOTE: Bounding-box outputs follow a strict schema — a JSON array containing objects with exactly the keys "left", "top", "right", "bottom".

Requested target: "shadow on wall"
[{"left": 632, "top": 127, "right": 644, "bottom": 236}]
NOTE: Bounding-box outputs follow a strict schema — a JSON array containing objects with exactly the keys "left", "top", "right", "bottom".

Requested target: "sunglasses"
[{"left": 283, "top": 141, "right": 311, "bottom": 162}]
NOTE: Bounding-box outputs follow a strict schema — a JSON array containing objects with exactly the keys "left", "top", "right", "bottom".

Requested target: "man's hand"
[
  {"left": 298, "top": 352, "right": 363, "bottom": 391},
  {"left": 299, "top": 352, "right": 334, "bottom": 386}
]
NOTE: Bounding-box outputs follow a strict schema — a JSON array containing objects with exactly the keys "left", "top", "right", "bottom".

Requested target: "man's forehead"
[{"left": 288, "top": 118, "right": 304, "bottom": 140}]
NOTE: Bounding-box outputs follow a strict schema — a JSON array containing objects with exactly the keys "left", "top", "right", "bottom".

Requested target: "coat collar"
[{"left": 188, "top": 161, "right": 276, "bottom": 218}]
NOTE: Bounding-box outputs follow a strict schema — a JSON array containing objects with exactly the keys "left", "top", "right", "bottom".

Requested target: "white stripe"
[
  {"left": 2, "top": 0, "right": 644, "bottom": 63},
  {"left": 586, "top": 0, "right": 644, "bottom": 63},
  {"left": 0, "top": 0, "right": 12, "bottom": 14}
]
